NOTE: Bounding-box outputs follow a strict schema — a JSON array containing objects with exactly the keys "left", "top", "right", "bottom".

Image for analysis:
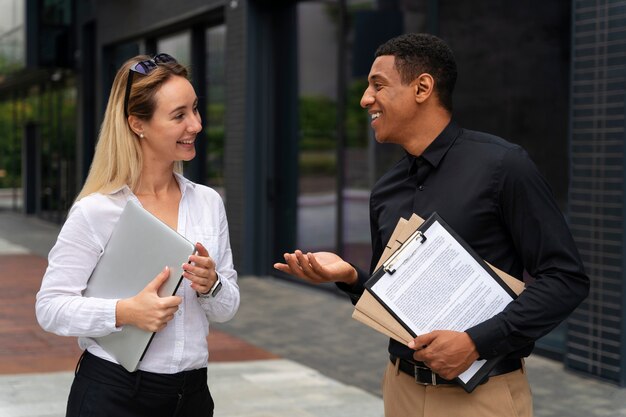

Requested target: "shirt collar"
[
  {"left": 105, "top": 172, "right": 196, "bottom": 197},
  {"left": 173, "top": 172, "right": 196, "bottom": 198},
  {"left": 407, "top": 120, "right": 462, "bottom": 173}
]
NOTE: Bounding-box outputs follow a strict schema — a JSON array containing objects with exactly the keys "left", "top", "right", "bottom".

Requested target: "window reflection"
[
  {"left": 296, "top": 2, "right": 374, "bottom": 270},
  {"left": 156, "top": 31, "right": 191, "bottom": 68},
  {"left": 205, "top": 25, "right": 226, "bottom": 199},
  {"left": 297, "top": 2, "right": 338, "bottom": 254},
  {"left": 0, "top": 0, "right": 25, "bottom": 76}
]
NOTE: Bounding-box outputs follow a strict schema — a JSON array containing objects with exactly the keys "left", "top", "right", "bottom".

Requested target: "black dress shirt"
[{"left": 340, "top": 120, "right": 589, "bottom": 361}]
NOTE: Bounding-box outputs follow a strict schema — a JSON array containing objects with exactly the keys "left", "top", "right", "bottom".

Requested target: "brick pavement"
[
  {"left": 0, "top": 253, "right": 277, "bottom": 376},
  {"left": 0, "top": 254, "right": 81, "bottom": 374}
]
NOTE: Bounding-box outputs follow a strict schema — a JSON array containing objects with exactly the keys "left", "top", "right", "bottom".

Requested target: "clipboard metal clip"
[{"left": 382, "top": 230, "right": 427, "bottom": 275}]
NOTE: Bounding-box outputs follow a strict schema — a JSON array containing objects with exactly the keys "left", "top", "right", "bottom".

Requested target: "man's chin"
[{"left": 374, "top": 134, "right": 389, "bottom": 144}]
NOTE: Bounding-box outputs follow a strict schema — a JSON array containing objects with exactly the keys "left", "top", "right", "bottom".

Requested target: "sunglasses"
[{"left": 123, "top": 53, "right": 178, "bottom": 118}]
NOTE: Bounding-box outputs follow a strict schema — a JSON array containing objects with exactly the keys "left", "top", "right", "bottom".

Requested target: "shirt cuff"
[
  {"left": 465, "top": 318, "right": 506, "bottom": 359},
  {"left": 108, "top": 299, "right": 124, "bottom": 332},
  {"left": 335, "top": 264, "right": 368, "bottom": 305}
]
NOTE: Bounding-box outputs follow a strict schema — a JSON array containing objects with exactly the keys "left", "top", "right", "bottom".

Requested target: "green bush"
[
  {"left": 299, "top": 151, "right": 336, "bottom": 175},
  {"left": 299, "top": 79, "right": 370, "bottom": 151},
  {"left": 299, "top": 95, "right": 337, "bottom": 151}
]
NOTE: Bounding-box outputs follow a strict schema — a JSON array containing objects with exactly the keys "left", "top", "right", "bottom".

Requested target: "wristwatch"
[{"left": 199, "top": 275, "right": 222, "bottom": 298}]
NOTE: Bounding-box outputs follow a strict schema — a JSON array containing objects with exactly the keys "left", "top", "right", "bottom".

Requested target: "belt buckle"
[{"left": 413, "top": 364, "right": 437, "bottom": 386}]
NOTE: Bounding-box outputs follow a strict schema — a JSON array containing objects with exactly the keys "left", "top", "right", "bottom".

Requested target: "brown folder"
[{"left": 352, "top": 214, "right": 525, "bottom": 346}]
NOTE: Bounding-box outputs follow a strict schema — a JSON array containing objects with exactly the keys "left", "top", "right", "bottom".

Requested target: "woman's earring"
[{"left": 139, "top": 133, "right": 144, "bottom": 139}]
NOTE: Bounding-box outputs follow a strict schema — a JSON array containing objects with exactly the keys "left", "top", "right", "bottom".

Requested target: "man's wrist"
[{"left": 343, "top": 267, "right": 359, "bottom": 286}]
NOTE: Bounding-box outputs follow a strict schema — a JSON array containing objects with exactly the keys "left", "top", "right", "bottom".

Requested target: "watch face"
[{"left": 211, "top": 281, "right": 223, "bottom": 297}]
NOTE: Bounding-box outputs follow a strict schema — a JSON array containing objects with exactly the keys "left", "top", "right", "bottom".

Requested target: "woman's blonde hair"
[{"left": 76, "top": 55, "right": 189, "bottom": 201}]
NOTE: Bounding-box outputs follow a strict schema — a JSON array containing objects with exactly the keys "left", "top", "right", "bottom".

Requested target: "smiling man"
[{"left": 275, "top": 33, "right": 589, "bottom": 417}]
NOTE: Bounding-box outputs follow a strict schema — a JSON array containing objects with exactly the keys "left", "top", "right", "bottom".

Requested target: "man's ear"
[
  {"left": 413, "top": 73, "right": 434, "bottom": 103},
  {"left": 127, "top": 115, "right": 144, "bottom": 137}
]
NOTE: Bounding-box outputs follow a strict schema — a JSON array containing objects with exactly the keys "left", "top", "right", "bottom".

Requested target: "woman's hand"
[
  {"left": 115, "top": 266, "right": 182, "bottom": 332},
  {"left": 183, "top": 242, "right": 218, "bottom": 294}
]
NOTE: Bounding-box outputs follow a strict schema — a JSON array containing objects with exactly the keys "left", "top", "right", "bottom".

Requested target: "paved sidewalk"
[
  {"left": 1, "top": 210, "right": 626, "bottom": 417},
  {"left": 0, "top": 360, "right": 383, "bottom": 417}
]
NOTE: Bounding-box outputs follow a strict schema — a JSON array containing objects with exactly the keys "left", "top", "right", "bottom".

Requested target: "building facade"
[
  {"left": 568, "top": 0, "right": 626, "bottom": 385},
  {"left": 0, "top": 0, "right": 622, "bottom": 385}
]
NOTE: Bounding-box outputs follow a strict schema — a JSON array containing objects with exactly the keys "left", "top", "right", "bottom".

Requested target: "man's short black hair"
[{"left": 375, "top": 33, "right": 457, "bottom": 112}]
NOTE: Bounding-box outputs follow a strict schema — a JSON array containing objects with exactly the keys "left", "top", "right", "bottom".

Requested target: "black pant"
[{"left": 66, "top": 351, "right": 214, "bottom": 417}]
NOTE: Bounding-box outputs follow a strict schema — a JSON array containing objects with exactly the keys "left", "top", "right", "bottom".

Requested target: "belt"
[{"left": 390, "top": 354, "right": 522, "bottom": 386}]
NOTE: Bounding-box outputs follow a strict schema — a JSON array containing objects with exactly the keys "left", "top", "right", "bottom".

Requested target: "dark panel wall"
[
  {"left": 568, "top": 1, "right": 626, "bottom": 385},
  {"left": 95, "top": 0, "right": 217, "bottom": 45},
  {"left": 440, "top": 0, "right": 571, "bottom": 209},
  {"left": 223, "top": 0, "right": 250, "bottom": 272}
]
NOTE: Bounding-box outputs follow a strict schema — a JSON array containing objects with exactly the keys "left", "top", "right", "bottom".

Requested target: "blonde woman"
[{"left": 36, "top": 54, "right": 239, "bottom": 417}]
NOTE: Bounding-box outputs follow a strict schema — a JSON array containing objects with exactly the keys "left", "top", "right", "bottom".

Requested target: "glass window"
[
  {"left": 0, "top": 74, "right": 77, "bottom": 219},
  {"left": 0, "top": 0, "right": 25, "bottom": 76},
  {"left": 39, "top": 76, "right": 77, "bottom": 222},
  {"left": 341, "top": 77, "right": 373, "bottom": 271},
  {"left": 157, "top": 31, "right": 191, "bottom": 68},
  {"left": 296, "top": 2, "right": 338, "bottom": 255},
  {"left": 293, "top": 1, "right": 378, "bottom": 270},
  {"left": 205, "top": 24, "right": 226, "bottom": 199},
  {"left": 0, "top": 94, "right": 24, "bottom": 210}
]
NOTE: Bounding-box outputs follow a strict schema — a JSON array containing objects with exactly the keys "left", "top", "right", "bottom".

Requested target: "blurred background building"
[{"left": 0, "top": 0, "right": 622, "bottom": 387}]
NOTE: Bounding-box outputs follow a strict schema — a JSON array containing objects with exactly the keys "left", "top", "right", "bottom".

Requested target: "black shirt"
[{"left": 340, "top": 120, "right": 589, "bottom": 361}]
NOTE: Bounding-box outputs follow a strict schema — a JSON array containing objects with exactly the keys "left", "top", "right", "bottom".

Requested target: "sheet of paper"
[
  {"left": 370, "top": 219, "right": 514, "bottom": 338},
  {"left": 458, "top": 360, "right": 486, "bottom": 384}
]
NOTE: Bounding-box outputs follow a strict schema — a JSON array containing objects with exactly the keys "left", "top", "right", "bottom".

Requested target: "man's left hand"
[{"left": 409, "top": 330, "right": 480, "bottom": 380}]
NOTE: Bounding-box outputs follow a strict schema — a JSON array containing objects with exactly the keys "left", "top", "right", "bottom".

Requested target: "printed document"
[{"left": 367, "top": 216, "right": 515, "bottom": 385}]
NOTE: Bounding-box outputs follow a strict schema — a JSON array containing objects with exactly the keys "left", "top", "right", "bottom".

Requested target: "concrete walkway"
[{"left": 0, "top": 360, "right": 383, "bottom": 417}]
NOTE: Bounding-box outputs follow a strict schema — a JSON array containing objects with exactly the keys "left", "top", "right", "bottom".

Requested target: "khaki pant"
[{"left": 382, "top": 360, "right": 533, "bottom": 417}]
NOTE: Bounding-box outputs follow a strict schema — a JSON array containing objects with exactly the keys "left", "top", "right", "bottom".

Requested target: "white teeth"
[
  {"left": 371, "top": 112, "right": 381, "bottom": 120},
  {"left": 178, "top": 140, "right": 194, "bottom": 144}
]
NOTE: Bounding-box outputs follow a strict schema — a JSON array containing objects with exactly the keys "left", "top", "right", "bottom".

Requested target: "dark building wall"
[
  {"left": 439, "top": 0, "right": 571, "bottom": 209},
  {"left": 568, "top": 1, "right": 626, "bottom": 385},
  {"left": 95, "top": 0, "right": 218, "bottom": 45},
  {"left": 223, "top": 1, "right": 251, "bottom": 273}
]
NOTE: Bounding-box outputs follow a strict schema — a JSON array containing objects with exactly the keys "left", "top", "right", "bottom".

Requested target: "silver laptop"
[{"left": 83, "top": 200, "right": 195, "bottom": 372}]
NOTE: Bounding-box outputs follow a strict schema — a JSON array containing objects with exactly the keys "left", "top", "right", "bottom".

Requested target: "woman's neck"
[{"left": 135, "top": 164, "right": 178, "bottom": 198}]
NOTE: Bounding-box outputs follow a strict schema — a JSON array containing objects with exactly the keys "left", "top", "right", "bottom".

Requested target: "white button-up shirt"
[{"left": 36, "top": 174, "right": 240, "bottom": 373}]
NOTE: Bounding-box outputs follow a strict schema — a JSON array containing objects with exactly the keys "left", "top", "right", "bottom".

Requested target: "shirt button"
[
  {"left": 418, "top": 185, "right": 425, "bottom": 191},
  {"left": 177, "top": 310, "right": 183, "bottom": 316}
]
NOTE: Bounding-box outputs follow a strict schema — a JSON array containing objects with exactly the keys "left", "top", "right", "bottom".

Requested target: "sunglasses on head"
[{"left": 123, "top": 53, "right": 178, "bottom": 118}]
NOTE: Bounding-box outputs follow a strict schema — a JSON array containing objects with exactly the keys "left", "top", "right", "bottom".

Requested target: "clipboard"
[{"left": 353, "top": 212, "right": 525, "bottom": 392}]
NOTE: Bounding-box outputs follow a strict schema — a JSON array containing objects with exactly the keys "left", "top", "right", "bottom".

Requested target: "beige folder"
[{"left": 352, "top": 214, "right": 525, "bottom": 345}]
